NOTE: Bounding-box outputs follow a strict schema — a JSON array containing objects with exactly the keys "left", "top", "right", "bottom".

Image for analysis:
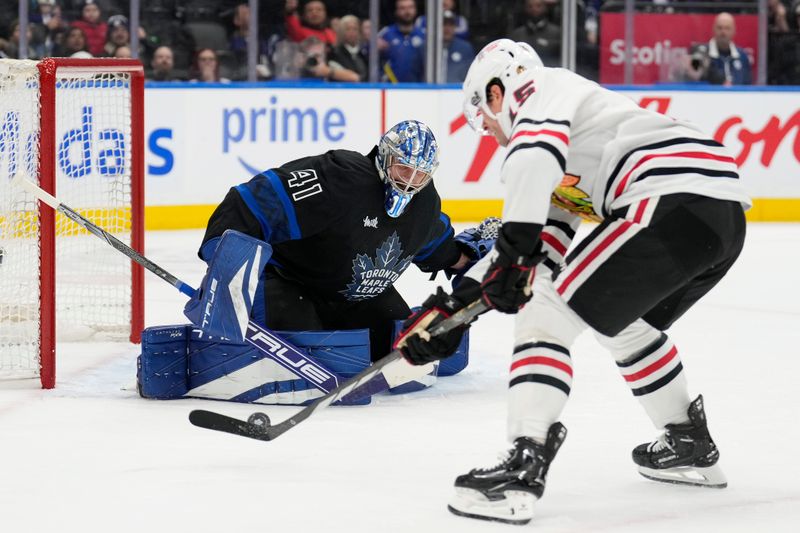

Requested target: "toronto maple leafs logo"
[{"left": 340, "top": 232, "right": 413, "bottom": 301}]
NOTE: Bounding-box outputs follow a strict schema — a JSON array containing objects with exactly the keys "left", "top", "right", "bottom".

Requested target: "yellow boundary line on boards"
[{"left": 144, "top": 198, "right": 800, "bottom": 230}]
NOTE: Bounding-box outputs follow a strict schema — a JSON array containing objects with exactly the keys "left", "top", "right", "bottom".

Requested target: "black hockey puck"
[{"left": 247, "top": 412, "right": 271, "bottom": 428}]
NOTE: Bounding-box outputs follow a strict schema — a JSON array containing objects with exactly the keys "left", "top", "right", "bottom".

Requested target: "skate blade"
[
  {"left": 638, "top": 463, "right": 727, "bottom": 488},
  {"left": 448, "top": 488, "right": 536, "bottom": 525}
]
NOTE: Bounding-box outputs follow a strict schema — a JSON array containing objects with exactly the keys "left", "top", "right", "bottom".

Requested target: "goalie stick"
[
  {"left": 11, "top": 175, "right": 345, "bottom": 394},
  {"left": 188, "top": 300, "right": 488, "bottom": 442}
]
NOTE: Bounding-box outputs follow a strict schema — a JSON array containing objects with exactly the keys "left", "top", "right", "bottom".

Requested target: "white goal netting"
[{"left": 0, "top": 59, "right": 137, "bottom": 381}]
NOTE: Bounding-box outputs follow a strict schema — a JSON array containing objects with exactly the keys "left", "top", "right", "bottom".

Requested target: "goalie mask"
[
  {"left": 462, "top": 39, "right": 544, "bottom": 139},
  {"left": 376, "top": 120, "right": 439, "bottom": 217}
]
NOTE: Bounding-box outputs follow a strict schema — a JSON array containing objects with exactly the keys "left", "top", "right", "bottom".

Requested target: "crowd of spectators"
[{"left": 0, "top": 0, "right": 797, "bottom": 84}]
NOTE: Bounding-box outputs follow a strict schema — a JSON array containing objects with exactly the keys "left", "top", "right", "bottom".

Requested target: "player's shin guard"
[
  {"left": 633, "top": 395, "right": 727, "bottom": 488},
  {"left": 508, "top": 272, "right": 582, "bottom": 441},
  {"left": 507, "top": 341, "right": 572, "bottom": 443},
  {"left": 598, "top": 323, "right": 691, "bottom": 428},
  {"left": 448, "top": 423, "right": 567, "bottom": 525}
]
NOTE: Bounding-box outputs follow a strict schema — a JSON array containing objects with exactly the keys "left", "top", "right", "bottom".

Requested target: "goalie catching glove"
[
  {"left": 448, "top": 216, "right": 501, "bottom": 287},
  {"left": 394, "top": 285, "right": 478, "bottom": 365},
  {"left": 480, "top": 223, "right": 546, "bottom": 314},
  {"left": 453, "top": 216, "right": 501, "bottom": 260}
]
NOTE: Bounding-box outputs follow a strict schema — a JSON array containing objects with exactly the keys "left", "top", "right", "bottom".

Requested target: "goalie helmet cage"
[{"left": 0, "top": 58, "right": 144, "bottom": 389}]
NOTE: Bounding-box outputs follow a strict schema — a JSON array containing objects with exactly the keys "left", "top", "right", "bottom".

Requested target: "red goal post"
[{"left": 0, "top": 58, "right": 145, "bottom": 389}]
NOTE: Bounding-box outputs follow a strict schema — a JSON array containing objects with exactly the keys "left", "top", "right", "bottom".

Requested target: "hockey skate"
[
  {"left": 633, "top": 395, "right": 727, "bottom": 488},
  {"left": 447, "top": 422, "right": 567, "bottom": 525}
]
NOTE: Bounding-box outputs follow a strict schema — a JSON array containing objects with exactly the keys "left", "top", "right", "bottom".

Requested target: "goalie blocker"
[{"left": 137, "top": 321, "right": 469, "bottom": 405}]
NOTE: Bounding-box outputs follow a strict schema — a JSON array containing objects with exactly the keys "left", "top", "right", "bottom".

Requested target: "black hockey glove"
[
  {"left": 480, "top": 223, "right": 545, "bottom": 314},
  {"left": 395, "top": 286, "right": 473, "bottom": 365}
]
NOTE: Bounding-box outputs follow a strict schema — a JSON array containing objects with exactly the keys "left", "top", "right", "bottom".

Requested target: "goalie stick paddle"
[
  {"left": 188, "top": 300, "right": 488, "bottom": 442},
  {"left": 10, "top": 175, "right": 343, "bottom": 394}
]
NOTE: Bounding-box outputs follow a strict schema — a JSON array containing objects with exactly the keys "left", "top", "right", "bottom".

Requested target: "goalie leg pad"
[
  {"left": 137, "top": 325, "right": 192, "bottom": 399},
  {"left": 188, "top": 328, "right": 371, "bottom": 405},
  {"left": 138, "top": 325, "right": 372, "bottom": 405},
  {"left": 183, "top": 229, "right": 271, "bottom": 343}
]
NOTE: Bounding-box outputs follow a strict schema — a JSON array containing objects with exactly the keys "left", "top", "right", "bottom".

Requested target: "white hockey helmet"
[{"left": 462, "top": 39, "right": 544, "bottom": 137}]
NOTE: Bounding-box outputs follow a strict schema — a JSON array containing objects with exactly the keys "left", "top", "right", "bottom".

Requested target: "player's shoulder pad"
[
  {"left": 271, "top": 153, "right": 332, "bottom": 199},
  {"left": 509, "top": 67, "right": 566, "bottom": 106},
  {"left": 280, "top": 149, "right": 376, "bottom": 190},
  {"left": 327, "top": 149, "right": 377, "bottom": 175}
]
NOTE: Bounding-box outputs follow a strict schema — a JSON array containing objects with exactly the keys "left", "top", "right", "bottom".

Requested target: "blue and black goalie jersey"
[{"left": 202, "top": 148, "right": 460, "bottom": 301}]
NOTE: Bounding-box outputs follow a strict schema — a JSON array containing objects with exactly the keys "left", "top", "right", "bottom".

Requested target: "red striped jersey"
[{"left": 499, "top": 67, "right": 751, "bottom": 228}]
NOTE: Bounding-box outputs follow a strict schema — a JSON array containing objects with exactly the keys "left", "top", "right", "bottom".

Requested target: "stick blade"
[
  {"left": 189, "top": 409, "right": 275, "bottom": 441},
  {"left": 10, "top": 174, "right": 61, "bottom": 208}
]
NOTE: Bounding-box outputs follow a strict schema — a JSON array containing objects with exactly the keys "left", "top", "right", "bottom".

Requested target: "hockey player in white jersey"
[{"left": 394, "top": 39, "right": 750, "bottom": 525}]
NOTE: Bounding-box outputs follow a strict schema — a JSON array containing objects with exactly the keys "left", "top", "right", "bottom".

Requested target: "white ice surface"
[{"left": 2, "top": 224, "right": 799, "bottom": 533}]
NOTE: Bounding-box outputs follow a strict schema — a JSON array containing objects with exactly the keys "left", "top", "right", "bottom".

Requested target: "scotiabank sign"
[{"left": 599, "top": 13, "right": 759, "bottom": 84}]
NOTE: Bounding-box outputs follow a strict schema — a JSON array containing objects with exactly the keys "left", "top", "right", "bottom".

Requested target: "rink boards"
[{"left": 139, "top": 83, "right": 800, "bottom": 226}]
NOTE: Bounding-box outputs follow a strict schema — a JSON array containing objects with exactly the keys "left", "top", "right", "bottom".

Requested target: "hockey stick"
[
  {"left": 11, "top": 175, "right": 343, "bottom": 394},
  {"left": 188, "top": 299, "right": 488, "bottom": 442}
]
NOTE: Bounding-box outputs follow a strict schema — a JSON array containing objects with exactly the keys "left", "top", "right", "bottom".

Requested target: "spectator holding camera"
[
  {"left": 686, "top": 12, "right": 752, "bottom": 85},
  {"left": 299, "top": 36, "right": 359, "bottom": 81},
  {"left": 286, "top": 0, "right": 337, "bottom": 46}
]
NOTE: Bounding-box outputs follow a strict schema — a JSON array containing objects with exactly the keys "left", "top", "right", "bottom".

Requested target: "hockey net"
[{"left": 0, "top": 58, "right": 144, "bottom": 388}]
